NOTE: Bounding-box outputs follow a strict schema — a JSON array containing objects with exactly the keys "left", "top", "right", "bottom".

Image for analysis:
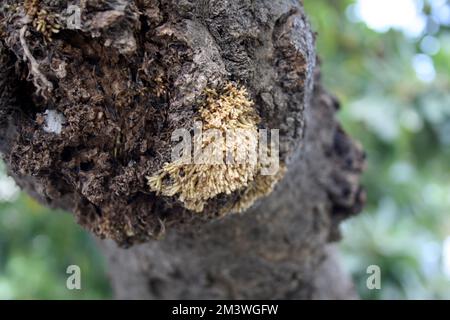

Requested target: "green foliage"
[
  {"left": 305, "top": 0, "right": 450, "bottom": 299},
  {"left": 0, "top": 165, "right": 111, "bottom": 299}
]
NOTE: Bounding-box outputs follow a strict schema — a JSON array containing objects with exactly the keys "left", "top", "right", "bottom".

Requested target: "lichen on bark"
[{"left": 147, "top": 83, "right": 285, "bottom": 214}]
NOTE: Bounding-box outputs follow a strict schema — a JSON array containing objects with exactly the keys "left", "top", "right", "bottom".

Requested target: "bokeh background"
[{"left": 0, "top": 0, "right": 449, "bottom": 299}]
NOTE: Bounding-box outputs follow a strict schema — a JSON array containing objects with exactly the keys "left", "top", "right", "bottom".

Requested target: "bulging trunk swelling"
[
  {"left": 0, "top": 0, "right": 365, "bottom": 299},
  {"left": 98, "top": 71, "right": 365, "bottom": 299}
]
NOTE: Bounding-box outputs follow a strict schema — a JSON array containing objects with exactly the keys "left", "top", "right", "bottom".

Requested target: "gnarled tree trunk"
[
  {"left": 98, "top": 74, "right": 366, "bottom": 299},
  {"left": 0, "top": 0, "right": 365, "bottom": 299}
]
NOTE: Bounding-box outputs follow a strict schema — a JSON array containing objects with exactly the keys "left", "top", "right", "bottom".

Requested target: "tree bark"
[
  {"left": 98, "top": 68, "right": 365, "bottom": 299},
  {"left": 0, "top": 0, "right": 365, "bottom": 299}
]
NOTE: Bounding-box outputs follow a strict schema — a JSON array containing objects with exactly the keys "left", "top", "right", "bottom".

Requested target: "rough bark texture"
[
  {"left": 0, "top": 0, "right": 365, "bottom": 299},
  {"left": 98, "top": 68, "right": 365, "bottom": 299}
]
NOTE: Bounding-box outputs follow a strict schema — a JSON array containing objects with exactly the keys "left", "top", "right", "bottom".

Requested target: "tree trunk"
[
  {"left": 0, "top": 0, "right": 365, "bottom": 299},
  {"left": 98, "top": 75, "right": 365, "bottom": 299}
]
